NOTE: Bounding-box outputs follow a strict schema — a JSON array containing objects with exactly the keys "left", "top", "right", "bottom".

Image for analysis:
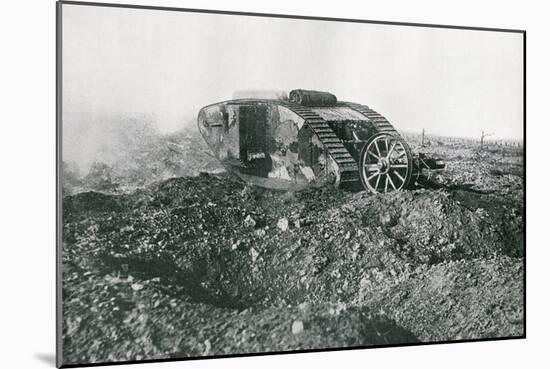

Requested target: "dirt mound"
[
  {"left": 353, "top": 257, "right": 524, "bottom": 341},
  {"left": 63, "top": 265, "right": 417, "bottom": 364},
  {"left": 62, "top": 169, "right": 524, "bottom": 364},
  {"left": 63, "top": 191, "right": 126, "bottom": 215}
]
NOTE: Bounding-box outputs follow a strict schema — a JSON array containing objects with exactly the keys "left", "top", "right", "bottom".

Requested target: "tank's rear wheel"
[{"left": 359, "top": 133, "right": 412, "bottom": 193}]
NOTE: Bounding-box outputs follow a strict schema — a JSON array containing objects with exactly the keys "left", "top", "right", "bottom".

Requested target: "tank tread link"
[{"left": 342, "top": 102, "right": 400, "bottom": 135}]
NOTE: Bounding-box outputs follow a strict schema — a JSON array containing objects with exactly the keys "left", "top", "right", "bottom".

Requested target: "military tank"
[{"left": 198, "top": 89, "right": 443, "bottom": 193}]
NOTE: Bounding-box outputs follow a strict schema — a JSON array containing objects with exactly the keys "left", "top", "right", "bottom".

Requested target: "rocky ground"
[{"left": 61, "top": 130, "right": 524, "bottom": 365}]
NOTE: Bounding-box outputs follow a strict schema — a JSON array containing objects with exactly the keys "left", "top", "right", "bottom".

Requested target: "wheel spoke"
[
  {"left": 368, "top": 151, "right": 380, "bottom": 160},
  {"left": 364, "top": 164, "right": 379, "bottom": 172},
  {"left": 387, "top": 174, "right": 397, "bottom": 190},
  {"left": 374, "top": 140, "right": 382, "bottom": 157},
  {"left": 367, "top": 171, "right": 380, "bottom": 180},
  {"left": 393, "top": 169, "right": 405, "bottom": 183},
  {"left": 384, "top": 175, "right": 388, "bottom": 192},
  {"left": 391, "top": 164, "right": 408, "bottom": 168},
  {"left": 374, "top": 173, "right": 381, "bottom": 189},
  {"left": 386, "top": 142, "right": 396, "bottom": 159}
]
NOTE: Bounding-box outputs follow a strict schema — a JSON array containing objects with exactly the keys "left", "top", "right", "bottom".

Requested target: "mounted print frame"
[{"left": 56, "top": 1, "right": 526, "bottom": 367}]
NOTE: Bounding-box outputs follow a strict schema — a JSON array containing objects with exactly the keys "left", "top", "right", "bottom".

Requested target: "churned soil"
[{"left": 61, "top": 138, "right": 524, "bottom": 365}]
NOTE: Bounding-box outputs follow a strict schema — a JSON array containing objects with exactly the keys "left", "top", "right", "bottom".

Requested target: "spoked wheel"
[{"left": 359, "top": 133, "right": 413, "bottom": 193}]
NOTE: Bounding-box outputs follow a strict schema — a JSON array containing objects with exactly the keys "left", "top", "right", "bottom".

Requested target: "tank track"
[
  {"left": 278, "top": 101, "right": 360, "bottom": 188},
  {"left": 341, "top": 102, "right": 400, "bottom": 136}
]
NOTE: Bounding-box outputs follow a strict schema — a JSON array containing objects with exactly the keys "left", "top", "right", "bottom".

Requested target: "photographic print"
[{"left": 57, "top": 1, "right": 525, "bottom": 367}]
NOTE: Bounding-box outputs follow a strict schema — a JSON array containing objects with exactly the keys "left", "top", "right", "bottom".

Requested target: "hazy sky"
[{"left": 62, "top": 4, "right": 523, "bottom": 140}]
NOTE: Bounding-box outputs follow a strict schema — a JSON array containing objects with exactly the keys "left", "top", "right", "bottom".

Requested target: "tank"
[{"left": 198, "top": 89, "right": 444, "bottom": 193}]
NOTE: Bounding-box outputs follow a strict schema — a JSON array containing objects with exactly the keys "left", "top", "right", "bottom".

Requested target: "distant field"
[{"left": 401, "top": 131, "right": 523, "bottom": 149}]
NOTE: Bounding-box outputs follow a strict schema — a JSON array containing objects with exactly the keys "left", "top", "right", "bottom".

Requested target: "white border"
[{"left": 1, "top": 1, "right": 546, "bottom": 368}]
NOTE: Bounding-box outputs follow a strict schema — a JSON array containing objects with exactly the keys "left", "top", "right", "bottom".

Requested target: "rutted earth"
[{"left": 62, "top": 133, "right": 524, "bottom": 365}]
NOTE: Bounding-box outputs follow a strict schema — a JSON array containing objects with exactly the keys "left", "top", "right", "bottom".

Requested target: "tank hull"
[{"left": 197, "top": 91, "right": 422, "bottom": 192}]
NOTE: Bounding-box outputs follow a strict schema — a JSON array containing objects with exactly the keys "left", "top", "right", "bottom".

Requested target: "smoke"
[
  {"left": 61, "top": 108, "right": 223, "bottom": 195},
  {"left": 62, "top": 111, "right": 159, "bottom": 173}
]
